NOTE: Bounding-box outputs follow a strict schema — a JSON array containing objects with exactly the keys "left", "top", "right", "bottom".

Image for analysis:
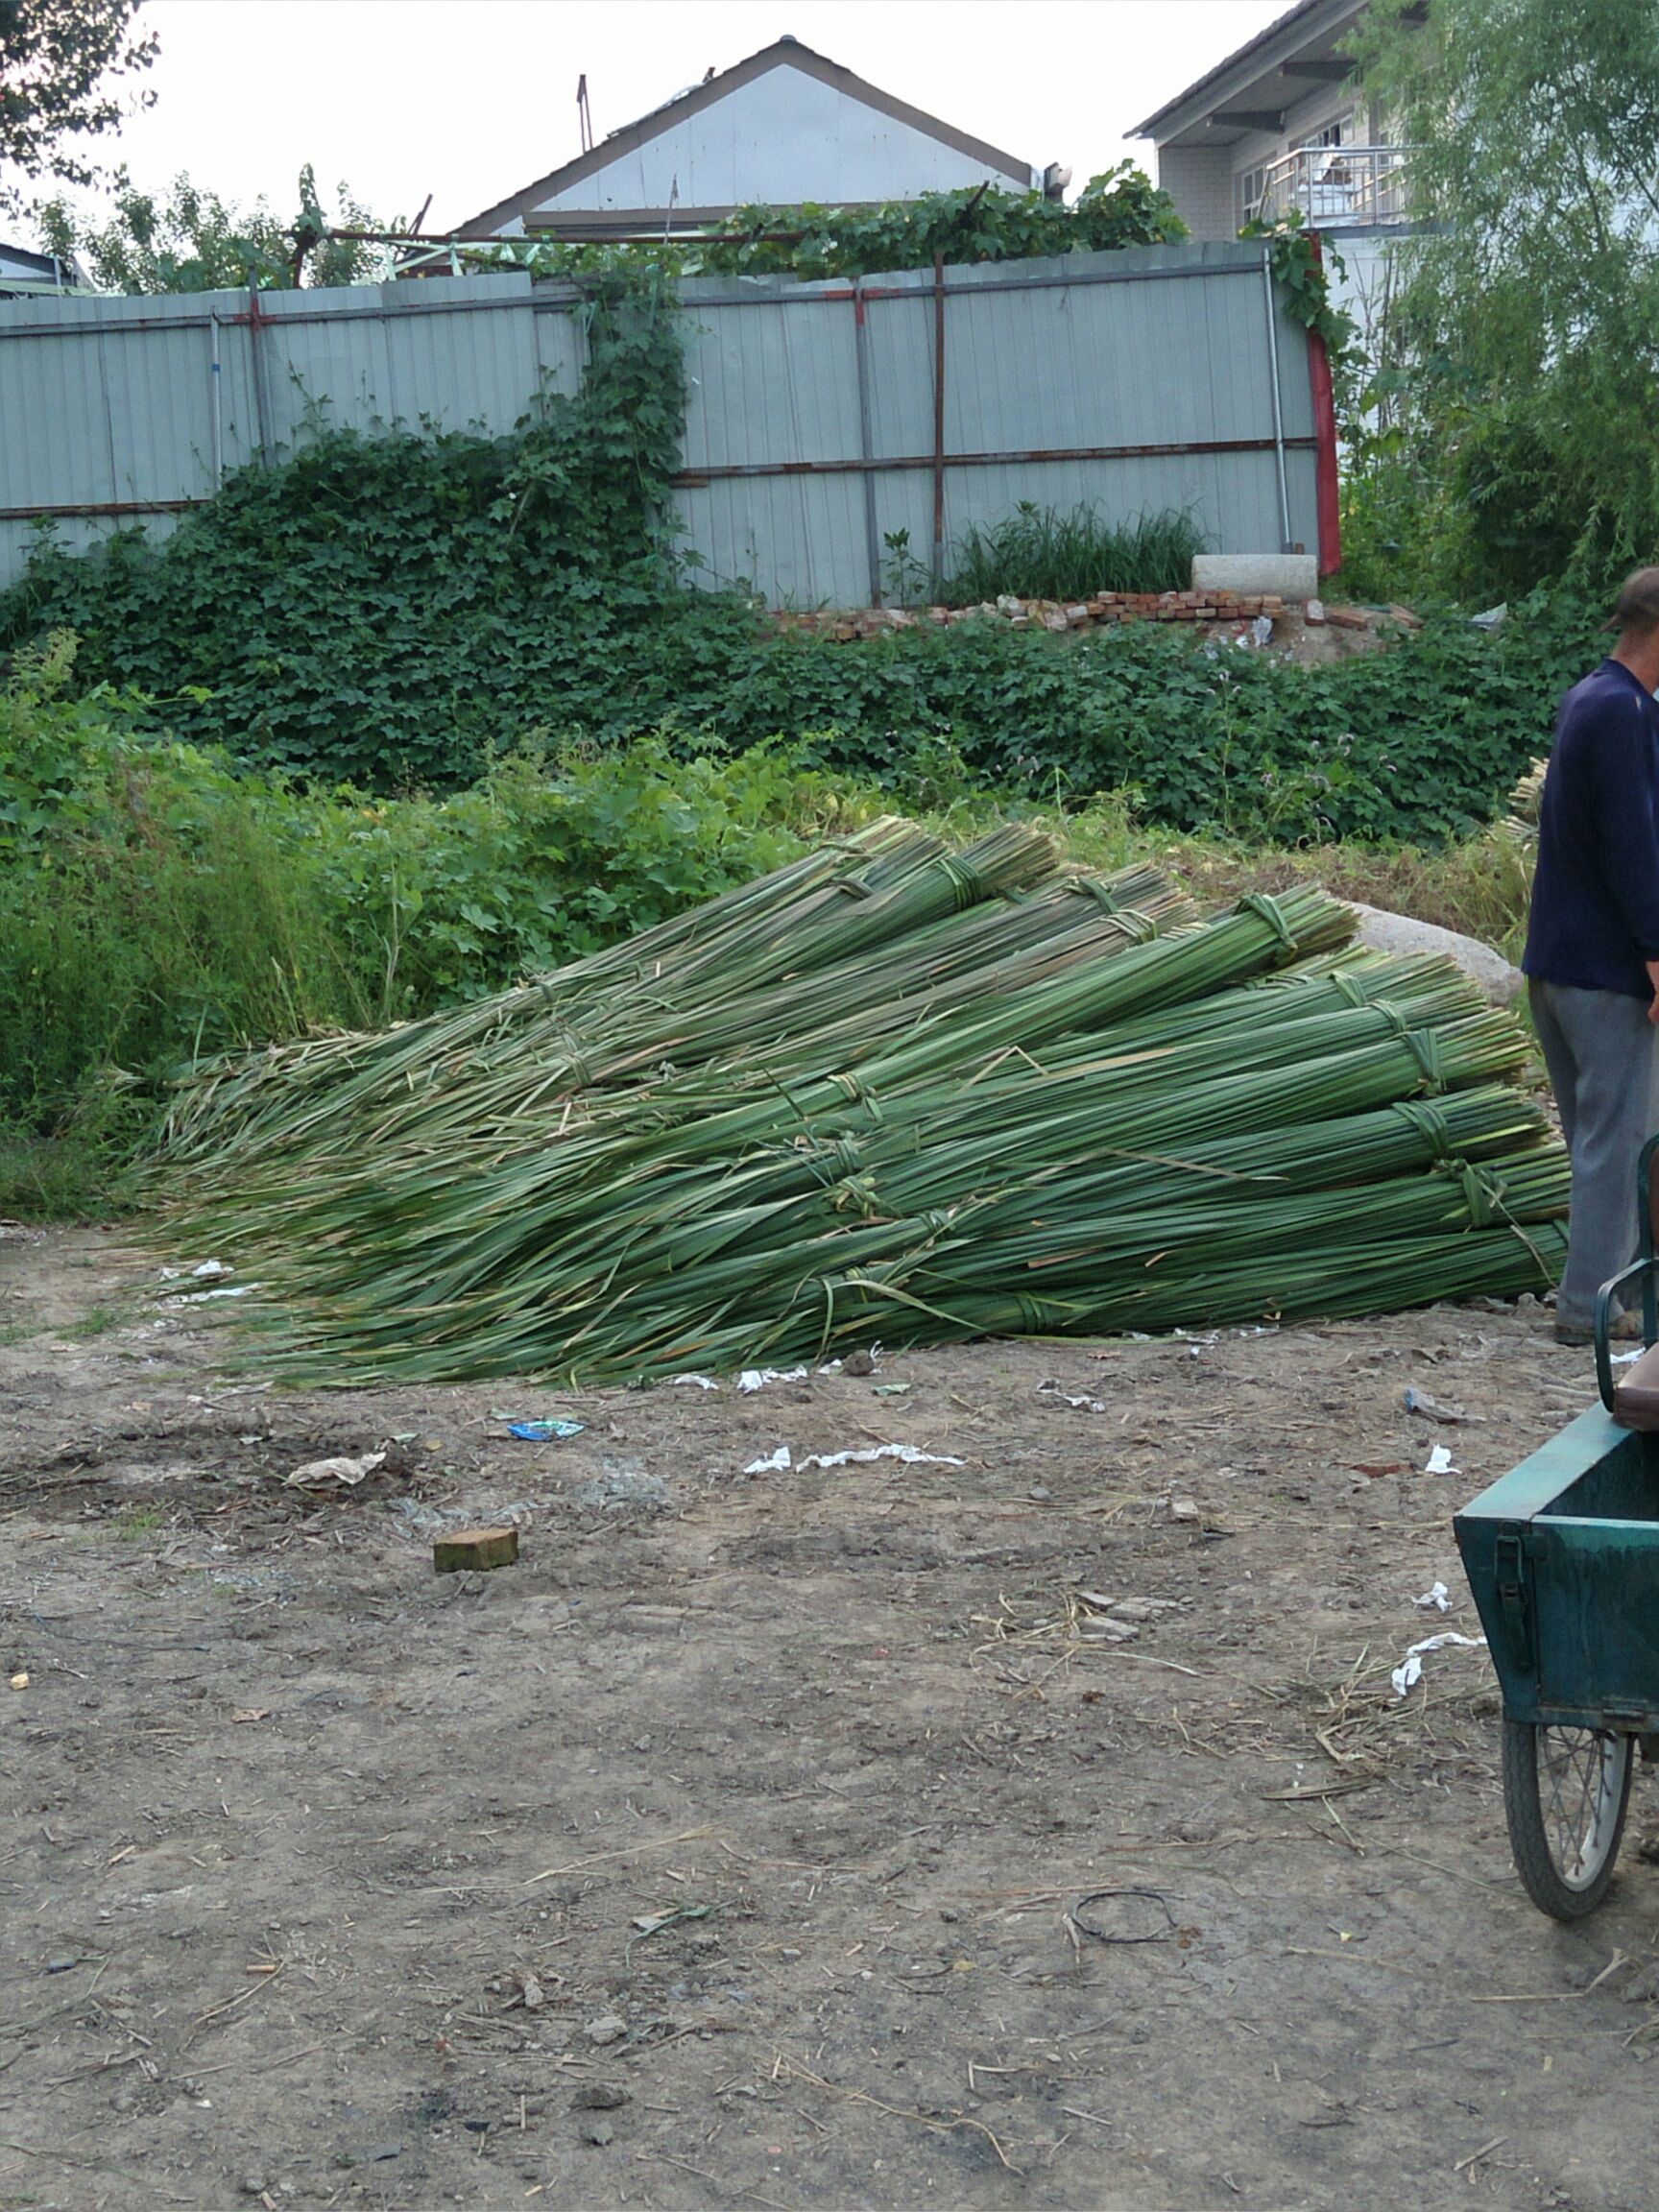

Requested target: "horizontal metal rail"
[
  {"left": 1, "top": 431, "right": 1319, "bottom": 523},
  {"left": 674, "top": 434, "right": 1317, "bottom": 488},
  {"left": 0, "top": 495, "right": 200, "bottom": 522}
]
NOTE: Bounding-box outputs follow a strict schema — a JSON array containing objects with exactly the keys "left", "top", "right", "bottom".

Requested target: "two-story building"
[{"left": 1132, "top": 0, "right": 1411, "bottom": 352}]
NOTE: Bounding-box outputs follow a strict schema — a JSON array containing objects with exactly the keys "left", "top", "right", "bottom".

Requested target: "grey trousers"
[{"left": 1529, "top": 978, "right": 1659, "bottom": 1325}]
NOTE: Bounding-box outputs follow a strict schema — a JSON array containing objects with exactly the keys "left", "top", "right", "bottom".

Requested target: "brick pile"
[
  {"left": 774, "top": 590, "right": 1422, "bottom": 642},
  {"left": 777, "top": 589, "right": 1286, "bottom": 641}
]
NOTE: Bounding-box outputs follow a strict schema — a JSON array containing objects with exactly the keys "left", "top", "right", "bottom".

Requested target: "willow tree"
[{"left": 1352, "top": 0, "right": 1659, "bottom": 595}]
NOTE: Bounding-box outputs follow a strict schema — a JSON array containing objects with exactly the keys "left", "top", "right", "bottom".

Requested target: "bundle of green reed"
[{"left": 155, "top": 830, "right": 1566, "bottom": 1385}]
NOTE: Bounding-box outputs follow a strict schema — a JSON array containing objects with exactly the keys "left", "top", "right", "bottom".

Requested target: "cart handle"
[{"left": 1594, "top": 1257, "right": 1659, "bottom": 1410}]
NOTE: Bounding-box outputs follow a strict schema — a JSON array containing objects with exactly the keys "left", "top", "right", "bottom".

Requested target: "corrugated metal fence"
[{"left": 0, "top": 241, "right": 1329, "bottom": 605}]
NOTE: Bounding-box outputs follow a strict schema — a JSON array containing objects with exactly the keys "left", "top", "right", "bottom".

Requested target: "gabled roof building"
[
  {"left": 0, "top": 240, "right": 84, "bottom": 299},
  {"left": 452, "top": 36, "right": 1046, "bottom": 244}
]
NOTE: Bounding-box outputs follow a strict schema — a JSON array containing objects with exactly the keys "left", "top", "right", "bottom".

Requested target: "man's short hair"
[{"left": 1613, "top": 567, "right": 1659, "bottom": 637}]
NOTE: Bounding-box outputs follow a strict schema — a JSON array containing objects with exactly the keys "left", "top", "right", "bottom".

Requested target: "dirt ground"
[{"left": 3, "top": 1225, "right": 1657, "bottom": 2212}]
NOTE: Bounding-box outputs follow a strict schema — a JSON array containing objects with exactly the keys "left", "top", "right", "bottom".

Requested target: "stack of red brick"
[{"left": 1089, "top": 589, "right": 1287, "bottom": 623}]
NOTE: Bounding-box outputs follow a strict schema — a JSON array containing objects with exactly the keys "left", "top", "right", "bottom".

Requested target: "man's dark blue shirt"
[{"left": 1523, "top": 658, "right": 1659, "bottom": 1000}]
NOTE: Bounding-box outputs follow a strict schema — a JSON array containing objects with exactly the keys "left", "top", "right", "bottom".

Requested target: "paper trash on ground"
[
  {"left": 743, "top": 1446, "right": 792, "bottom": 1476},
  {"left": 741, "top": 1366, "right": 808, "bottom": 1392},
  {"left": 285, "top": 1451, "right": 386, "bottom": 1489},
  {"left": 1414, "top": 1581, "right": 1452, "bottom": 1612},
  {"left": 800, "top": 1444, "right": 965, "bottom": 1471},
  {"left": 1424, "top": 1444, "right": 1459, "bottom": 1476},
  {"left": 1392, "top": 1630, "right": 1486, "bottom": 1697},
  {"left": 667, "top": 1374, "right": 719, "bottom": 1390}
]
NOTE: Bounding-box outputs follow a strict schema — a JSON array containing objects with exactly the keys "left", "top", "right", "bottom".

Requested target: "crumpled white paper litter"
[{"left": 1392, "top": 1630, "right": 1485, "bottom": 1697}]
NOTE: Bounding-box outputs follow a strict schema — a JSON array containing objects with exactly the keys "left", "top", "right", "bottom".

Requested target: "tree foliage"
[
  {"left": 0, "top": 0, "right": 156, "bottom": 206},
  {"left": 37, "top": 164, "right": 387, "bottom": 291},
  {"left": 1351, "top": 0, "right": 1659, "bottom": 595}
]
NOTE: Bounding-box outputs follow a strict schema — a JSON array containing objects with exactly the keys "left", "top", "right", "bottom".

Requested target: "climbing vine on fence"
[
  {"left": 389, "top": 166, "right": 1186, "bottom": 286},
  {"left": 694, "top": 165, "right": 1187, "bottom": 278},
  {"left": 1239, "top": 213, "right": 1360, "bottom": 408},
  {"left": 0, "top": 260, "right": 691, "bottom": 788}
]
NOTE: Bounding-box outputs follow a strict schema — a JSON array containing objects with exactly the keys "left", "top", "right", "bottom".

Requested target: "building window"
[{"left": 1237, "top": 164, "right": 1269, "bottom": 226}]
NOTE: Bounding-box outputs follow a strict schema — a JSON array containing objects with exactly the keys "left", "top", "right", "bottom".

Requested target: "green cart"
[{"left": 1455, "top": 1136, "right": 1659, "bottom": 1919}]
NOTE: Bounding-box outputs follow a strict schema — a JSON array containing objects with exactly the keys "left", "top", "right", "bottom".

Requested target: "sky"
[{"left": 49, "top": 0, "right": 1291, "bottom": 234}]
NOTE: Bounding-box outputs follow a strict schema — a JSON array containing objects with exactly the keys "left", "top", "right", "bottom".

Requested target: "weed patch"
[{"left": 941, "top": 505, "right": 1204, "bottom": 605}]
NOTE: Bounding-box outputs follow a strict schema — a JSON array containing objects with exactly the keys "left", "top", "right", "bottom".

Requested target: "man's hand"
[{"left": 1647, "top": 959, "right": 1659, "bottom": 1022}]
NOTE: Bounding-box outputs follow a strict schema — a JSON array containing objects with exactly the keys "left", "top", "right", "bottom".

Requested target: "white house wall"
[{"left": 533, "top": 70, "right": 1030, "bottom": 215}]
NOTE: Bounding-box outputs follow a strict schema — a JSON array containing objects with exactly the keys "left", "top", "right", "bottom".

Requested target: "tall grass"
[
  {"left": 942, "top": 504, "right": 1204, "bottom": 605},
  {"left": 0, "top": 650, "right": 871, "bottom": 1215}
]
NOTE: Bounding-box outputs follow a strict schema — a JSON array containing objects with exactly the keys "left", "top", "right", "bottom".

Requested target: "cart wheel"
[{"left": 1503, "top": 1719, "right": 1633, "bottom": 1919}]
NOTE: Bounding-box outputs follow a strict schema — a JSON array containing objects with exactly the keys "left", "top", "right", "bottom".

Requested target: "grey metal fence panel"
[
  {"left": 677, "top": 284, "right": 872, "bottom": 605},
  {"left": 0, "top": 246, "right": 1326, "bottom": 603}
]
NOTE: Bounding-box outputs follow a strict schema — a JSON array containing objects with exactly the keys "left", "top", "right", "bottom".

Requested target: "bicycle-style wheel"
[{"left": 1503, "top": 1718, "right": 1632, "bottom": 1920}]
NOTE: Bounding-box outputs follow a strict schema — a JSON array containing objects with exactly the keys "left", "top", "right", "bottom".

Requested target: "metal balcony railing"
[{"left": 1247, "top": 145, "right": 1413, "bottom": 229}]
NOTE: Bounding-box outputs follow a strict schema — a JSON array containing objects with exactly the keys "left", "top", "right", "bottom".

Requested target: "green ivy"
[
  {"left": 695, "top": 166, "right": 1186, "bottom": 279},
  {"left": 397, "top": 166, "right": 1184, "bottom": 287},
  {"left": 1238, "top": 212, "right": 1358, "bottom": 402}
]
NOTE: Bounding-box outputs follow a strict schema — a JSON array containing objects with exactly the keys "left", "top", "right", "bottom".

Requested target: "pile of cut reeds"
[{"left": 155, "top": 820, "right": 1566, "bottom": 1385}]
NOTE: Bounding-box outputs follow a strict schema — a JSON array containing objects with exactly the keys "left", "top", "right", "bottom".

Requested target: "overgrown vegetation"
[
  {"left": 1345, "top": 0, "right": 1659, "bottom": 599},
  {"left": 0, "top": 222, "right": 1603, "bottom": 854},
  {"left": 938, "top": 504, "right": 1204, "bottom": 605},
  {"left": 0, "top": 433, "right": 1606, "bottom": 843},
  {"left": 695, "top": 165, "right": 1185, "bottom": 278},
  {"left": 0, "top": 639, "right": 866, "bottom": 1214}
]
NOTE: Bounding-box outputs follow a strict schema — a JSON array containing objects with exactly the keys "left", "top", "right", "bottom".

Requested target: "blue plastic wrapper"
[{"left": 504, "top": 1418, "right": 585, "bottom": 1442}]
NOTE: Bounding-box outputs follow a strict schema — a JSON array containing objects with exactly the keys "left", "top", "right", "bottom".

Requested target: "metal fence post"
[
  {"left": 246, "top": 283, "right": 276, "bottom": 466},
  {"left": 853, "top": 278, "right": 881, "bottom": 607}
]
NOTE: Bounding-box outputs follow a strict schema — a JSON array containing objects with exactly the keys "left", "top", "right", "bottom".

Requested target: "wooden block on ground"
[{"left": 433, "top": 1527, "right": 519, "bottom": 1575}]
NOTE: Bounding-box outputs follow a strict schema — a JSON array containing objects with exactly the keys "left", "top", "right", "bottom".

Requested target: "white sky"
[{"left": 54, "top": 0, "right": 1290, "bottom": 232}]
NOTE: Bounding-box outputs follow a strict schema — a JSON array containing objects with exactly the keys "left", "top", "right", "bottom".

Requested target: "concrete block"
[{"left": 1190, "top": 554, "right": 1319, "bottom": 603}]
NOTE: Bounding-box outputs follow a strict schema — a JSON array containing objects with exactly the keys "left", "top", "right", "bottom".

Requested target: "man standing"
[{"left": 1525, "top": 568, "right": 1659, "bottom": 1346}]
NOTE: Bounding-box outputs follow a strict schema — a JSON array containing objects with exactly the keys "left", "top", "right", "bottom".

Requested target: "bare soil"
[{"left": 1, "top": 1225, "right": 1654, "bottom": 2212}]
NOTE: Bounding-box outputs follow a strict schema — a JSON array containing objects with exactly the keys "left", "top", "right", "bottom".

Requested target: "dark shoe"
[{"left": 1553, "top": 1320, "right": 1593, "bottom": 1347}]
